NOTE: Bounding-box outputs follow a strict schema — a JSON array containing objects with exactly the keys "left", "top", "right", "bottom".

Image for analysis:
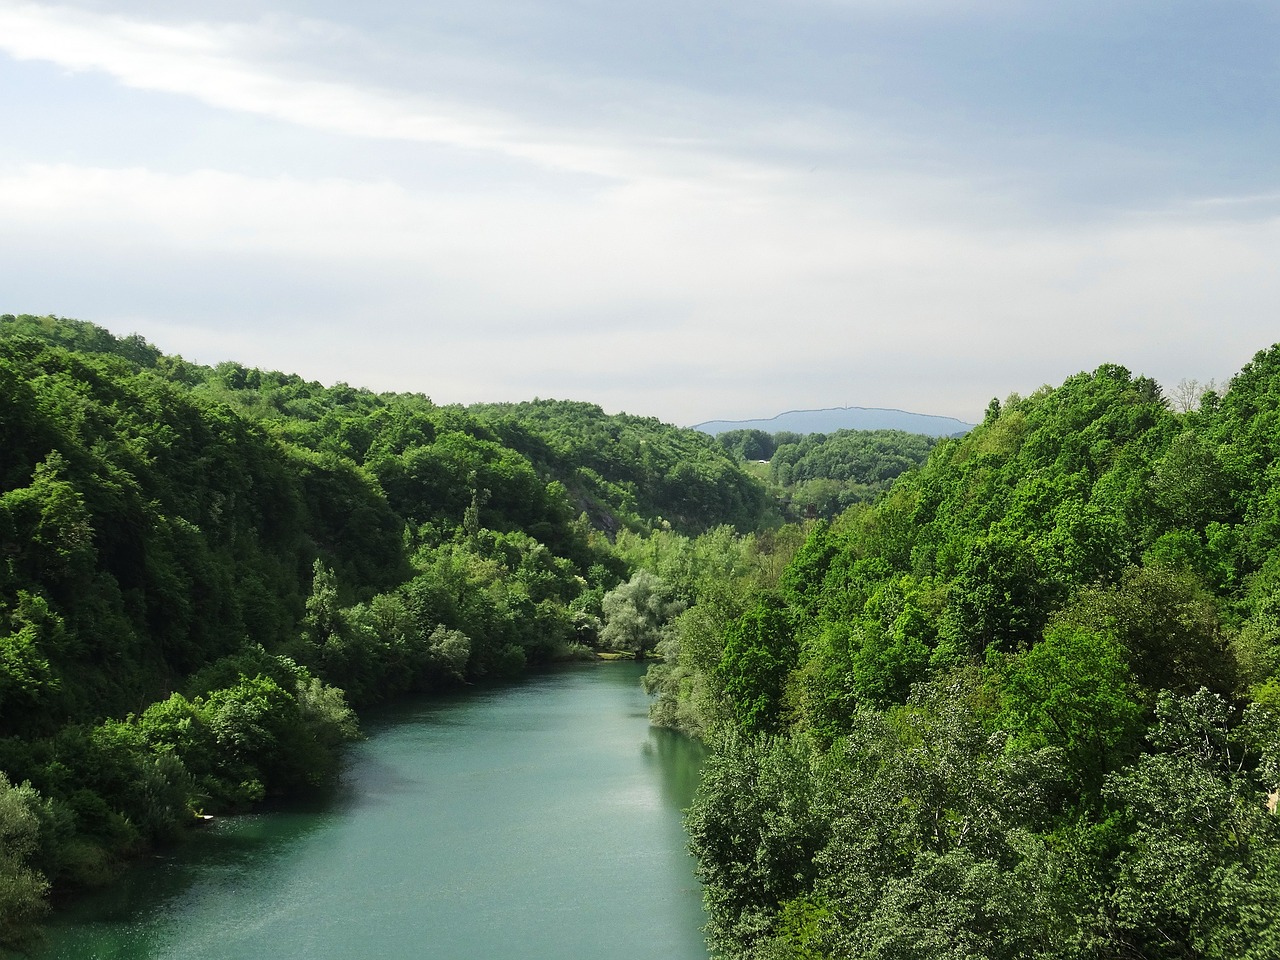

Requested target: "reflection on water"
[
  {"left": 35, "top": 663, "right": 708, "bottom": 960},
  {"left": 643, "top": 728, "right": 706, "bottom": 811}
]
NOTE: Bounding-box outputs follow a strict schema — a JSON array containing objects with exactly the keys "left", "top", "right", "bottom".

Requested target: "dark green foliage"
[
  {"left": 0, "top": 314, "right": 161, "bottom": 368},
  {"left": 1056, "top": 565, "right": 1235, "bottom": 697},
  {"left": 468, "top": 399, "right": 778, "bottom": 534},
  {"left": 0, "top": 336, "right": 322, "bottom": 723},
  {"left": 715, "top": 428, "right": 777, "bottom": 462},
  {"left": 717, "top": 595, "right": 796, "bottom": 735},
  {"left": 686, "top": 734, "right": 832, "bottom": 955},
  {"left": 0, "top": 655, "right": 361, "bottom": 938}
]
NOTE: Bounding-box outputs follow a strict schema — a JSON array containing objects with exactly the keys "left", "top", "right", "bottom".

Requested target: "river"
[{"left": 33, "top": 662, "right": 709, "bottom": 959}]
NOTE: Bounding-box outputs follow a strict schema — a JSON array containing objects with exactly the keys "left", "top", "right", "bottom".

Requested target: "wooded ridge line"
[{"left": 3, "top": 313, "right": 1279, "bottom": 959}]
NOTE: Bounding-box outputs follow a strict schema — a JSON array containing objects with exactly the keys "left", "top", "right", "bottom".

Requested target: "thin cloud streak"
[{"left": 0, "top": 2, "right": 765, "bottom": 184}]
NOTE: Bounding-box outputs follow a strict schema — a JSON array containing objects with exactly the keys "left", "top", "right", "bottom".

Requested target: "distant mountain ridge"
[{"left": 690, "top": 405, "right": 976, "bottom": 438}]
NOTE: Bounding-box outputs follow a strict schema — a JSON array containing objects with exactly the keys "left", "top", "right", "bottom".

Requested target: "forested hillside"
[
  {"left": 8, "top": 311, "right": 1280, "bottom": 959},
  {"left": 468, "top": 400, "right": 775, "bottom": 533},
  {"left": 0, "top": 313, "right": 772, "bottom": 947},
  {"left": 644, "top": 359, "right": 1280, "bottom": 959},
  {"left": 715, "top": 427, "right": 937, "bottom": 520}
]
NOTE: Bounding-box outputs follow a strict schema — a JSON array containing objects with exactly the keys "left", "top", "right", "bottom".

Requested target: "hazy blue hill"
[{"left": 690, "top": 405, "right": 975, "bottom": 438}]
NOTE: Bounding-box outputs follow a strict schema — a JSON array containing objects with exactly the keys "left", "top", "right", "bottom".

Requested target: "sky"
[{"left": 1, "top": 0, "right": 1278, "bottom": 426}]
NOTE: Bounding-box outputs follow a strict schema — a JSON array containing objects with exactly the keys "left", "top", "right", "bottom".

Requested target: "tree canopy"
[
  {"left": 8, "top": 312, "right": 1280, "bottom": 959},
  {"left": 0, "top": 313, "right": 778, "bottom": 946},
  {"left": 648, "top": 354, "right": 1280, "bottom": 960}
]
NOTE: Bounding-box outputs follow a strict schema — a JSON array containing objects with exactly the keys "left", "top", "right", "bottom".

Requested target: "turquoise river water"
[{"left": 33, "top": 662, "right": 709, "bottom": 959}]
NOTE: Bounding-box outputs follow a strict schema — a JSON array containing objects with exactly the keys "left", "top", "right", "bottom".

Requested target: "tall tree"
[{"left": 599, "top": 569, "right": 683, "bottom": 659}]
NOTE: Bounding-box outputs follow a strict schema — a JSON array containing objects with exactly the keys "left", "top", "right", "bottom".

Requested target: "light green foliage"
[
  {"left": 295, "top": 675, "right": 360, "bottom": 748},
  {"left": 0, "top": 592, "right": 64, "bottom": 731},
  {"left": 767, "top": 896, "right": 835, "bottom": 960},
  {"left": 675, "top": 355, "right": 1280, "bottom": 959},
  {"left": 776, "top": 520, "right": 840, "bottom": 621},
  {"left": 302, "top": 560, "right": 344, "bottom": 646},
  {"left": 138, "top": 668, "right": 359, "bottom": 808},
  {"left": 637, "top": 525, "right": 804, "bottom": 734},
  {"left": 0, "top": 452, "right": 96, "bottom": 588},
  {"left": 0, "top": 773, "right": 49, "bottom": 949},
  {"left": 600, "top": 569, "right": 683, "bottom": 659},
  {"left": 995, "top": 624, "right": 1141, "bottom": 787},
  {"left": 849, "top": 577, "right": 933, "bottom": 707},
  {"left": 427, "top": 625, "right": 471, "bottom": 680}
]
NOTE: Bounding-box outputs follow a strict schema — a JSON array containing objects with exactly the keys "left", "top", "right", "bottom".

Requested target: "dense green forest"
[
  {"left": 647, "top": 360, "right": 1280, "bottom": 959},
  {"left": 714, "top": 428, "right": 937, "bottom": 519},
  {"left": 6, "top": 311, "right": 1280, "bottom": 959},
  {"left": 0, "top": 313, "right": 774, "bottom": 948}
]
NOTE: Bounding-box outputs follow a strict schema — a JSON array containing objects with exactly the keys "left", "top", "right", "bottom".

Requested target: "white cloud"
[
  {"left": 2, "top": 2, "right": 1276, "bottom": 423},
  {"left": 0, "top": 2, "right": 662, "bottom": 179},
  {"left": 0, "top": 3, "right": 936, "bottom": 190},
  {"left": 2, "top": 159, "right": 1275, "bottom": 422}
]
